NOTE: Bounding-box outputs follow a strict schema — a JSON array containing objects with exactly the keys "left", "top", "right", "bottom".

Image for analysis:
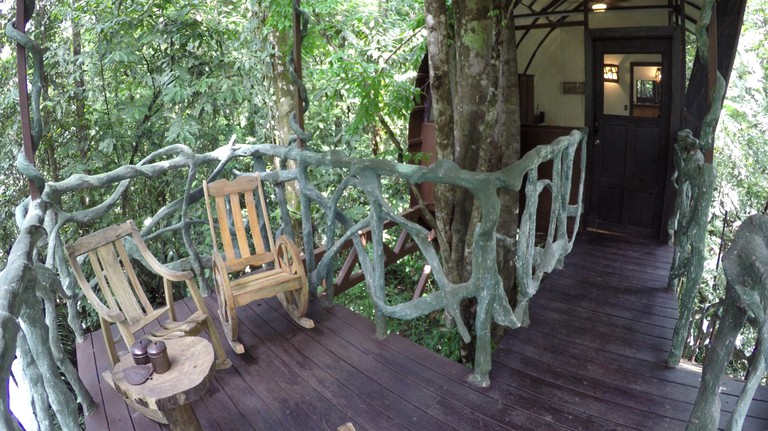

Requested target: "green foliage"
[
  {"left": 299, "top": 0, "right": 425, "bottom": 156},
  {"left": 1, "top": 7, "right": 429, "bottom": 385},
  {"left": 0, "top": 0, "right": 426, "bottom": 268},
  {"left": 684, "top": 0, "right": 768, "bottom": 377}
]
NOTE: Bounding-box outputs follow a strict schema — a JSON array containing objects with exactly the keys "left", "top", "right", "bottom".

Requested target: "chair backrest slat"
[
  {"left": 244, "top": 190, "right": 266, "bottom": 254},
  {"left": 87, "top": 248, "right": 120, "bottom": 311},
  {"left": 228, "top": 191, "right": 251, "bottom": 259},
  {"left": 204, "top": 175, "right": 276, "bottom": 269},
  {"left": 69, "top": 223, "right": 133, "bottom": 256},
  {"left": 115, "top": 237, "right": 155, "bottom": 313},
  {"left": 215, "top": 195, "right": 236, "bottom": 261},
  {"left": 94, "top": 243, "right": 146, "bottom": 325},
  {"left": 254, "top": 177, "right": 276, "bottom": 252}
]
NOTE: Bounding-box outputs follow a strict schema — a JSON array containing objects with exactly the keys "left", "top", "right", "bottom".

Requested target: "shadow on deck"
[{"left": 76, "top": 232, "right": 768, "bottom": 430}]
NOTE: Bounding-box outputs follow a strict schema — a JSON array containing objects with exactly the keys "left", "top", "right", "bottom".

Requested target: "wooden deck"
[{"left": 77, "top": 232, "right": 768, "bottom": 430}]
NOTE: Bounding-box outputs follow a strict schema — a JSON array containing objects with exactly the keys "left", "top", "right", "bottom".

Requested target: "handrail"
[
  {"left": 296, "top": 128, "right": 588, "bottom": 386},
  {"left": 0, "top": 127, "right": 587, "bottom": 426},
  {"left": 687, "top": 214, "right": 768, "bottom": 431}
]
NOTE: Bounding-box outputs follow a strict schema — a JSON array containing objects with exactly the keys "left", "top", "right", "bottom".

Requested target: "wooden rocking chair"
[
  {"left": 65, "top": 220, "right": 231, "bottom": 371},
  {"left": 203, "top": 175, "right": 313, "bottom": 354}
]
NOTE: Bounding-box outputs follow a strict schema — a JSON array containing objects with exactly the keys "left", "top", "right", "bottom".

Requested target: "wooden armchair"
[
  {"left": 65, "top": 220, "right": 231, "bottom": 371},
  {"left": 203, "top": 175, "right": 313, "bottom": 354}
]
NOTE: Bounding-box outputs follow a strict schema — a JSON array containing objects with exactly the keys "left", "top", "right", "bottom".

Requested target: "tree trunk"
[
  {"left": 424, "top": 0, "right": 521, "bottom": 364},
  {"left": 683, "top": 0, "right": 747, "bottom": 137},
  {"left": 72, "top": 9, "right": 87, "bottom": 174},
  {"left": 268, "top": 16, "right": 302, "bottom": 218}
]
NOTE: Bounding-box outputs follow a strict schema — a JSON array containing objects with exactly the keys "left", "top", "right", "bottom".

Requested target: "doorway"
[{"left": 586, "top": 31, "right": 681, "bottom": 241}]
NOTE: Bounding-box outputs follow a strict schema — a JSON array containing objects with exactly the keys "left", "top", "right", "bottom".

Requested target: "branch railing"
[
  {"left": 666, "top": 0, "right": 723, "bottom": 369},
  {"left": 0, "top": 127, "right": 586, "bottom": 426},
  {"left": 687, "top": 214, "right": 768, "bottom": 431}
]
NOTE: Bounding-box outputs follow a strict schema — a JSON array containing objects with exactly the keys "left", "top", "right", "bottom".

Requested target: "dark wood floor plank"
[
  {"left": 233, "top": 297, "right": 396, "bottom": 431},
  {"left": 309, "top": 301, "right": 595, "bottom": 430},
  {"left": 499, "top": 337, "right": 699, "bottom": 401},
  {"left": 492, "top": 359, "right": 685, "bottom": 430},
  {"left": 568, "top": 245, "right": 674, "bottom": 273},
  {"left": 561, "top": 265, "right": 668, "bottom": 293},
  {"left": 505, "top": 322, "right": 768, "bottom": 408},
  {"left": 495, "top": 347, "right": 695, "bottom": 421},
  {"left": 212, "top": 296, "right": 359, "bottom": 431},
  {"left": 565, "top": 252, "right": 672, "bottom": 285},
  {"left": 576, "top": 232, "right": 674, "bottom": 261},
  {"left": 504, "top": 328, "right": 768, "bottom": 422},
  {"left": 322, "top": 303, "right": 637, "bottom": 431},
  {"left": 531, "top": 294, "right": 674, "bottom": 340},
  {"left": 570, "top": 241, "right": 675, "bottom": 271},
  {"left": 546, "top": 270, "right": 678, "bottom": 309},
  {"left": 528, "top": 302, "right": 674, "bottom": 356},
  {"left": 284, "top": 301, "right": 510, "bottom": 431},
  {"left": 77, "top": 334, "right": 110, "bottom": 431},
  {"left": 536, "top": 279, "right": 679, "bottom": 321},
  {"left": 78, "top": 231, "right": 768, "bottom": 431},
  {"left": 252, "top": 298, "right": 454, "bottom": 431}
]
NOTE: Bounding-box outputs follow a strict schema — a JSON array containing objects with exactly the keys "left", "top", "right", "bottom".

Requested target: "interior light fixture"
[
  {"left": 592, "top": 2, "right": 607, "bottom": 12},
  {"left": 603, "top": 64, "right": 619, "bottom": 83},
  {"left": 655, "top": 67, "right": 662, "bottom": 83}
]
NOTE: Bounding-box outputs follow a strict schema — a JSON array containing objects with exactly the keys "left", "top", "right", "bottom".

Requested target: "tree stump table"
[{"left": 110, "top": 336, "right": 216, "bottom": 431}]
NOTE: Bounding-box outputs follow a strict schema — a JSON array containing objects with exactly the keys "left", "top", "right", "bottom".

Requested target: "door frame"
[{"left": 584, "top": 27, "right": 683, "bottom": 243}]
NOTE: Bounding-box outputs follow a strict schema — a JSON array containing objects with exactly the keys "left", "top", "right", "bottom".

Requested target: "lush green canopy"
[{"left": 0, "top": 0, "right": 426, "bottom": 268}]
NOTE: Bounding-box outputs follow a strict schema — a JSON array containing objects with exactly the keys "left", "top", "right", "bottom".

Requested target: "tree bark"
[
  {"left": 268, "top": 16, "right": 302, "bottom": 217},
  {"left": 424, "top": 0, "right": 521, "bottom": 364},
  {"left": 72, "top": 8, "right": 88, "bottom": 172},
  {"left": 683, "top": 0, "right": 747, "bottom": 137}
]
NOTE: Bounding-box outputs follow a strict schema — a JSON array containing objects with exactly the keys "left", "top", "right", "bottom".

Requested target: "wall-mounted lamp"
[
  {"left": 591, "top": 2, "right": 607, "bottom": 12},
  {"left": 603, "top": 64, "right": 619, "bottom": 83},
  {"left": 655, "top": 67, "right": 662, "bottom": 83}
]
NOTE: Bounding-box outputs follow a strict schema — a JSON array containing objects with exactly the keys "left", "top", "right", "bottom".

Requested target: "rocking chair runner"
[
  {"left": 203, "top": 175, "right": 313, "bottom": 354},
  {"left": 65, "top": 220, "right": 231, "bottom": 371}
]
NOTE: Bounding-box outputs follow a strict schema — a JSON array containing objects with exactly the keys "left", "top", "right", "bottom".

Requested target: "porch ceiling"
[{"left": 513, "top": 0, "right": 704, "bottom": 32}]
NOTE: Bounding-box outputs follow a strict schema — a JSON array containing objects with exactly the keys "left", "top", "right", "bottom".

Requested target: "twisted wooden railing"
[
  {"left": 687, "top": 214, "right": 768, "bottom": 431},
  {"left": 666, "top": 0, "right": 723, "bottom": 369},
  {"left": 0, "top": 127, "right": 586, "bottom": 426}
]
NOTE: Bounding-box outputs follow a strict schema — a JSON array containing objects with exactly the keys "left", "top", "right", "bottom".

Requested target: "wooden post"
[
  {"left": 292, "top": 0, "right": 305, "bottom": 149},
  {"left": 704, "top": 2, "right": 717, "bottom": 164},
  {"left": 15, "top": 0, "right": 40, "bottom": 200}
]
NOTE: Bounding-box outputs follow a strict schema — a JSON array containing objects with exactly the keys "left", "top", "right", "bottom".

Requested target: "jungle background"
[{"left": 0, "top": 0, "right": 767, "bottom": 403}]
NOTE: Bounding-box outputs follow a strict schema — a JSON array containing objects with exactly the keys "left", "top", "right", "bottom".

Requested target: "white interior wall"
[
  {"left": 517, "top": 24, "right": 666, "bottom": 123},
  {"left": 517, "top": 26, "right": 586, "bottom": 128}
]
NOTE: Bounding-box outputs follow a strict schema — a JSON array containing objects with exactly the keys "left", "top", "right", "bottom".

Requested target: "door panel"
[
  {"left": 633, "top": 125, "right": 661, "bottom": 183},
  {"left": 602, "top": 123, "right": 627, "bottom": 180},
  {"left": 594, "top": 115, "right": 666, "bottom": 238},
  {"left": 598, "top": 188, "right": 623, "bottom": 224},
  {"left": 626, "top": 192, "right": 656, "bottom": 229},
  {"left": 589, "top": 39, "right": 672, "bottom": 240}
]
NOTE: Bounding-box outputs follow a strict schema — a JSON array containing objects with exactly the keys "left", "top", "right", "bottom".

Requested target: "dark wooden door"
[{"left": 589, "top": 37, "right": 674, "bottom": 240}]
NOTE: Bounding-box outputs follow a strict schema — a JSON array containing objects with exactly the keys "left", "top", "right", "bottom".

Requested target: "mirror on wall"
[
  {"left": 630, "top": 62, "right": 662, "bottom": 118},
  {"left": 602, "top": 53, "right": 662, "bottom": 117}
]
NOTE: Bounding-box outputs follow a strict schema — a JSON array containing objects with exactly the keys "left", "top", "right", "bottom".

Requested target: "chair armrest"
[
  {"left": 66, "top": 252, "right": 125, "bottom": 323},
  {"left": 212, "top": 252, "right": 231, "bottom": 278},
  {"left": 81, "top": 283, "right": 125, "bottom": 323},
  {"left": 128, "top": 222, "right": 193, "bottom": 282}
]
